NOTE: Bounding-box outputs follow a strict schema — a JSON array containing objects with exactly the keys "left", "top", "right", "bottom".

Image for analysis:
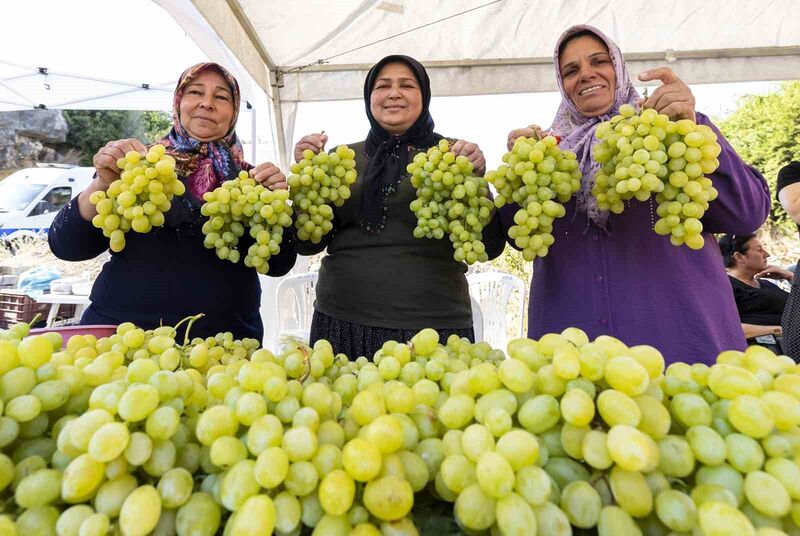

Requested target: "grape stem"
[
  {"left": 28, "top": 313, "right": 42, "bottom": 328},
  {"left": 180, "top": 313, "right": 206, "bottom": 347},
  {"left": 298, "top": 343, "right": 312, "bottom": 383}
]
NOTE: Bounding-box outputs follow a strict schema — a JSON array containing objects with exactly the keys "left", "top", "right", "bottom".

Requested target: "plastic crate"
[{"left": 0, "top": 289, "right": 49, "bottom": 328}]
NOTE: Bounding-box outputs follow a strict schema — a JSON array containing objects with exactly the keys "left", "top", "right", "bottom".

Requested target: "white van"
[{"left": 0, "top": 164, "right": 95, "bottom": 240}]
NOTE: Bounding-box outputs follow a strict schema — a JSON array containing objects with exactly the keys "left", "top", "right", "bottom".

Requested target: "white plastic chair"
[
  {"left": 467, "top": 271, "right": 526, "bottom": 352},
  {"left": 273, "top": 271, "right": 319, "bottom": 349}
]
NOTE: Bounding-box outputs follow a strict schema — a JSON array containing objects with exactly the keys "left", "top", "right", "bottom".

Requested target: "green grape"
[
  {"left": 592, "top": 106, "right": 721, "bottom": 248},
  {"left": 744, "top": 471, "right": 792, "bottom": 518},
  {"left": 454, "top": 483, "right": 496, "bottom": 531},
  {"left": 634, "top": 395, "right": 671, "bottom": 439},
  {"left": 90, "top": 145, "right": 183, "bottom": 251},
  {"left": 176, "top": 493, "right": 221, "bottom": 536},
  {"left": 597, "top": 505, "right": 642, "bottom": 536},
  {"left": 561, "top": 480, "right": 602, "bottom": 528},
  {"left": 15, "top": 468, "right": 62, "bottom": 508},
  {"left": 486, "top": 135, "right": 581, "bottom": 261},
  {"left": 363, "top": 475, "right": 414, "bottom": 521},
  {"left": 290, "top": 145, "right": 356, "bottom": 244},
  {"left": 228, "top": 494, "right": 276, "bottom": 535},
  {"left": 475, "top": 451, "right": 515, "bottom": 498},
  {"left": 560, "top": 387, "right": 595, "bottom": 426},
  {"left": 597, "top": 389, "right": 641, "bottom": 427},
  {"left": 725, "top": 433, "right": 765, "bottom": 473},
  {"left": 698, "top": 501, "right": 756, "bottom": 536},
  {"left": 729, "top": 394, "right": 774, "bottom": 438},
  {"left": 532, "top": 502, "right": 572, "bottom": 536},
  {"left": 609, "top": 466, "right": 653, "bottom": 518},
  {"left": 408, "top": 139, "right": 495, "bottom": 264},
  {"left": 219, "top": 460, "right": 259, "bottom": 511},
  {"left": 495, "top": 492, "right": 537, "bottom": 536},
  {"left": 696, "top": 463, "right": 745, "bottom": 505},
  {"left": 201, "top": 173, "right": 293, "bottom": 273}
]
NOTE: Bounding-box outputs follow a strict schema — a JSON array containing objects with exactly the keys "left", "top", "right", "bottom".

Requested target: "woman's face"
[
  {"left": 737, "top": 238, "right": 770, "bottom": 271},
  {"left": 179, "top": 70, "right": 235, "bottom": 142},
  {"left": 559, "top": 35, "right": 617, "bottom": 117},
  {"left": 369, "top": 62, "right": 423, "bottom": 135}
]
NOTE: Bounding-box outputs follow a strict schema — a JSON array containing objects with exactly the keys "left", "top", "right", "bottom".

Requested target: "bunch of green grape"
[
  {"left": 486, "top": 135, "right": 582, "bottom": 262},
  {"left": 4, "top": 297, "right": 800, "bottom": 536},
  {"left": 592, "top": 104, "right": 722, "bottom": 249},
  {"left": 408, "top": 139, "right": 495, "bottom": 265},
  {"left": 288, "top": 145, "right": 357, "bottom": 244},
  {"left": 89, "top": 144, "right": 185, "bottom": 252},
  {"left": 201, "top": 171, "right": 292, "bottom": 274}
]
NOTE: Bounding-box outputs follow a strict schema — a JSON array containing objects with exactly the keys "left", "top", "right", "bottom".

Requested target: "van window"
[
  {"left": 29, "top": 187, "right": 72, "bottom": 216},
  {"left": 0, "top": 182, "right": 46, "bottom": 212}
]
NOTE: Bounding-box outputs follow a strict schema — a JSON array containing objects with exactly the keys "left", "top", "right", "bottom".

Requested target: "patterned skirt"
[
  {"left": 310, "top": 310, "right": 474, "bottom": 360},
  {"left": 782, "top": 262, "right": 800, "bottom": 362}
]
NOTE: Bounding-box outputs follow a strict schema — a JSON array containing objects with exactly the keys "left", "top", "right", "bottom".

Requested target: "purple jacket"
[{"left": 500, "top": 113, "right": 770, "bottom": 364}]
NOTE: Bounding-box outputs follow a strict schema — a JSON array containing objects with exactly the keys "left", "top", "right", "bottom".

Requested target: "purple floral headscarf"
[
  {"left": 550, "top": 25, "right": 640, "bottom": 229},
  {"left": 156, "top": 62, "right": 250, "bottom": 200}
]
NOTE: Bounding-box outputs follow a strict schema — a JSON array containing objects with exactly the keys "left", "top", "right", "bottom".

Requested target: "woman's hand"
[
  {"left": 78, "top": 138, "right": 147, "bottom": 221},
  {"left": 251, "top": 162, "right": 287, "bottom": 191},
  {"left": 756, "top": 265, "right": 795, "bottom": 283},
  {"left": 92, "top": 138, "right": 148, "bottom": 188},
  {"left": 451, "top": 139, "right": 486, "bottom": 176},
  {"left": 637, "top": 67, "right": 696, "bottom": 122},
  {"left": 506, "top": 125, "right": 545, "bottom": 151},
  {"left": 294, "top": 133, "right": 328, "bottom": 162}
]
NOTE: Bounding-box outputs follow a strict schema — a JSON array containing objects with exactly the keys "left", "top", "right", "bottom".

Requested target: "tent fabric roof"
[{"left": 164, "top": 0, "right": 800, "bottom": 163}]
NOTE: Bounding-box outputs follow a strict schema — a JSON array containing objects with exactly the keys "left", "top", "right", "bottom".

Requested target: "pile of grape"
[
  {"left": 592, "top": 104, "right": 722, "bottom": 249},
  {"left": 486, "top": 135, "right": 582, "bottom": 262},
  {"left": 1, "top": 308, "right": 800, "bottom": 535},
  {"left": 200, "top": 171, "right": 293, "bottom": 274},
  {"left": 408, "top": 139, "right": 495, "bottom": 265},
  {"left": 89, "top": 145, "right": 185, "bottom": 252},
  {"left": 288, "top": 145, "right": 357, "bottom": 244}
]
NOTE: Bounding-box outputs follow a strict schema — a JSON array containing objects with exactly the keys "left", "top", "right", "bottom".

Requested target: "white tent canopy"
[
  {"left": 160, "top": 0, "right": 800, "bottom": 166},
  {"left": 0, "top": 0, "right": 273, "bottom": 161}
]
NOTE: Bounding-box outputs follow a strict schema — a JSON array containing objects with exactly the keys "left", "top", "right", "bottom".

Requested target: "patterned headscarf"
[
  {"left": 550, "top": 25, "right": 640, "bottom": 229},
  {"left": 156, "top": 62, "right": 249, "bottom": 200}
]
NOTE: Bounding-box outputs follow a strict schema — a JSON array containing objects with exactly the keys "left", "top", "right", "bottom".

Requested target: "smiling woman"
[
  {"left": 291, "top": 54, "right": 506, "bottom": 359},
  {"left": 47, "top": 62, "right": 297, "bottom": 340},
  {"left": 502, "top": 25, "right": 771, "bottom": 364},
  {"left": 178, "top": 70, "right": 236, "bottom": 142},
  {"left": 558, "top": 31, "right": 617, "bottom": 118}
]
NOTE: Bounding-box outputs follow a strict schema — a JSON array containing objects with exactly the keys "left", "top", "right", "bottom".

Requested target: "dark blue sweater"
[{"left": 48, "top": 194, "right": 296, "bottom": 341}]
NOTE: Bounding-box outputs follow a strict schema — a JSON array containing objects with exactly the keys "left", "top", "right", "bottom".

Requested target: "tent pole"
[
  {"left": 250, "top": 103, "right": 257, "bottom": 163},
  {"left": 270, "top": 70, "right": 288, "bottom": 170}
]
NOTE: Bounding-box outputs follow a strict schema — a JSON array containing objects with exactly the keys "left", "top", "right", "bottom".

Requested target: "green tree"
[
  {"left": 718, "top": 81, "right": 800, "bottom": 228},
  {"left": 142, "top": 111, "right": 172, "bottom": 142},
  {"left": 63, "top": 110, "right": 146, "bottom": 166},
  {"left": 62, "top": 110, "right": 172, "bottom": 166}
]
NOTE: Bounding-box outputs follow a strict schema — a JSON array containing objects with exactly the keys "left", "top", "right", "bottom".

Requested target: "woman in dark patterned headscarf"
[
  {"left": 49, "top": 62, "right": 296, "bottom": 341},
  {"left": 292, "top": 54, "right": 507, "bottom": 359},
  {"left": 501, "top": 25, "right": 770, "bottom": 364}
]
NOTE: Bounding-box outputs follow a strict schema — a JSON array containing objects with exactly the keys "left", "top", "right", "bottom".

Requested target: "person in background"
[
  {"left": 777, "top": 161, "right": 800, "bottom": 360},
  {"left": 718, "top": 233, "right": 792, "bottom": 354},
  {"left": 293, "top": 54, "right": 506, "bottom": 359},
  {"left": 49, "top": 62, "right": 296, "bottom": 340},
  {"left": 503, "top": 25, "right": 770, "bottom": 364}
]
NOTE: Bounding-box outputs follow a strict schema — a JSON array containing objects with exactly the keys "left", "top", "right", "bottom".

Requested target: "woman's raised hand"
[
  {"left": 92, "top": 138, "right": 148, "bottom": 188},
  {"left": 251, "top": 163, "right": 288, "bottom": 191},
  {"left": 294, "top": 133, "right": 328, "bottom": 162},
  {"left": 506, "top": 125, "right": 545, "bottom": 151},
  {"left": 638, "top": 67, "right": 697, "bottom": 122},
  {"left": 451, "top": 140, "right": 486, "bottom": 177}
]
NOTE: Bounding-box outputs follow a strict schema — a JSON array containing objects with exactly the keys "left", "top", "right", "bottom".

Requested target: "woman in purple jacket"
[{"left": 504, "top": 25, "right": 770, "bottom": 364}]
